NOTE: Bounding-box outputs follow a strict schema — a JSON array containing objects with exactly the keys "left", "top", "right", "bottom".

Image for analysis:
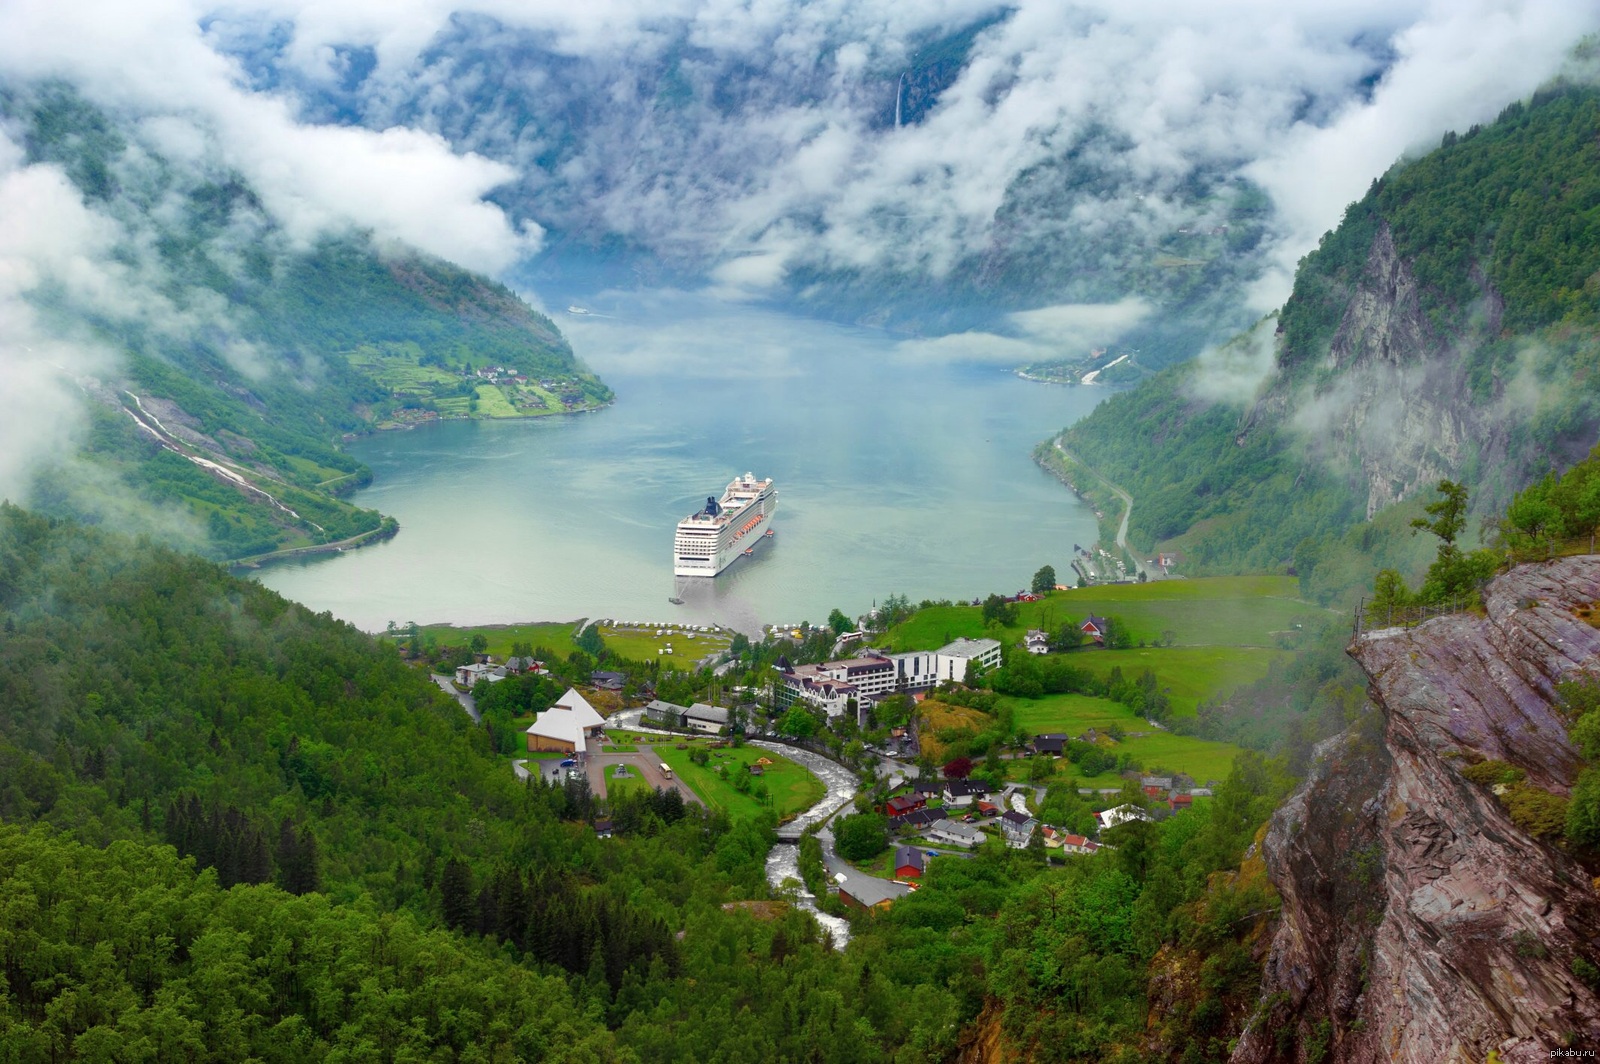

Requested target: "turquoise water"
[{"left": 257, "top": 289, "right": 1107, "bottom": 634}]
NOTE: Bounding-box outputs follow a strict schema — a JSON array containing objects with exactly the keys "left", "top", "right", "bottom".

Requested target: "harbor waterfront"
[{"left": 257, "top": 289, "right": 1107, "bottom": 634}]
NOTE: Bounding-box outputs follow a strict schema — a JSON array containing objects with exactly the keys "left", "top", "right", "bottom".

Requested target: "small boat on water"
[
  {"left": 667, "top": 596, "right": 684, "bottom": 605},
  {"left": 764, "top": 528, "right": 775, "bottom": 537},
  {"left": 743, "top": 547, "right": 754, "bottom": 556}
]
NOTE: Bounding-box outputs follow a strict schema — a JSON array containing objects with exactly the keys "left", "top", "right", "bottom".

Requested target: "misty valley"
[{"left": 6, "top": 5, "right": 1600, "bottom": 1064}]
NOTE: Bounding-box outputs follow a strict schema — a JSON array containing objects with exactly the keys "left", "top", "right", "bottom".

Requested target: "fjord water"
[{"left": 258, "top": 289, "right": 1105, "bottom": 634}]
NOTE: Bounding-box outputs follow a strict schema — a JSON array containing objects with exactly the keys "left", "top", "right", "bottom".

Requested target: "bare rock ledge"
[{"left": 1234, "top": 557, "right": 1600, "bottom": 1063}]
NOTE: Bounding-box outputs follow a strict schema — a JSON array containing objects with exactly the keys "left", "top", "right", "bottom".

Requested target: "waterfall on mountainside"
[{"left": 895, "top": 72, "right": 905, "bottom": 128}]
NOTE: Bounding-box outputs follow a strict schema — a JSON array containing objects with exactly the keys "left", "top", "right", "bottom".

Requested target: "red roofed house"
[
  {"left": 885, "top": 793, "right": 927, "bottom": 817},
  {"left": 1080, "top": 615, "right": 1110, "bottom": 644},
  {"left": 1169, "top": 793, "right": 1193, "bottom": 812},
  {"left": 894, "top": 845, "right": 926, "bottom": 880}
]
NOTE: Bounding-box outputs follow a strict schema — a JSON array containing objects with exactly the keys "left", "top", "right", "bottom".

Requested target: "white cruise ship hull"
[{"left": 674, "top": 475, "right": 778, "bottom": 577}]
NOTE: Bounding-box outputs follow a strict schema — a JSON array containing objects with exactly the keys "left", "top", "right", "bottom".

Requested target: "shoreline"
[
  {"left": 230, "top": 516, "right": 401, "bottom": 573},
  {"left": 349, "top": 397, "right": 615, "bottom": 439}
]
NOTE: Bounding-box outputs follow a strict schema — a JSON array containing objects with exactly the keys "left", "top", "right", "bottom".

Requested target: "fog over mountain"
[{"left": 3, "top": 1, "right": 1597, "bottom": 354}]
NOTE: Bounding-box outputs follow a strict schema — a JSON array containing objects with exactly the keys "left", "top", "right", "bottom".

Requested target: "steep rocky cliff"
[
  {"left": 1282, "top": 222, "right": 1483, "bottom": 520},
  {"left": 1235, "top": 557, "right": 1600, "bottom": 1062}
]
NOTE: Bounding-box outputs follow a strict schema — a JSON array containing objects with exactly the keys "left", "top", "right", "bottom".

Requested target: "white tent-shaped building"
[{"left": 525, "top": 688, "right": 606, "bottom": 754}]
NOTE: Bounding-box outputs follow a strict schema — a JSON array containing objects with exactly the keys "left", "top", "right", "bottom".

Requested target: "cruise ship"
[{"left": 674, "top": 473, "right": 778, "bottom": 577}]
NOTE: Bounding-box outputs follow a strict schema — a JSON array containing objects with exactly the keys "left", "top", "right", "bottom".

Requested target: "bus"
[{"left": 660, "top": 763, "right": 674, "bottom": 780}]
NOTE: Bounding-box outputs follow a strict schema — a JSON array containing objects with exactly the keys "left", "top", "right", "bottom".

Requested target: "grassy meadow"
[
  {"left": 892, "top": 577, "right": 1317, "bottom": 786},
  {"left": 410, "top": 621, "right": 579, "bottom": 657},
  {"left": 992, "top": 690, "right": 1247, "bottom": 786},
  {"left": 886, "top": 576, "right": 1332, "bottom": 650},
  {"left": 611, "top": 733, "right": 824, "bottom": 821},
  {"left": 598, "top": 621, "right": 734, "bottom": 663},
  {"left": 1070, "top": 645, "right": 1284, "bottom": 715}
]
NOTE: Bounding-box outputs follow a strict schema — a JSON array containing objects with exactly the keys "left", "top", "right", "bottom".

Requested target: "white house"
[
  {"left": 934, "top": 638, "right": 1002, "bottom": 682},
  {"left": 1024, "top": 629, "right": 1050, "bottom": 655},
  {"left": 455, "top": 662, "right": 507, "bottom": 687},
  {"left": 942, "top": 779, "right": 990, "bottom": 808},
  {"left": 926, "top": 819, "right": 986, "bottom": 849},
  {"left": 684, "top": 703, "right": 729, "bottom": 734}
]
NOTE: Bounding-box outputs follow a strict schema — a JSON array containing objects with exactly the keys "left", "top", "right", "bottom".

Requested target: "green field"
[
  {"left": 1010, "top": 693, "right": 1135, "bottom": 736},
  {"left": 598, "top": 623, "right": 734, "bottom": 664},
  {"left": 1004, "top": 688, "right": 1241, "bottom": 787},
  {"left": 1071, "top": 645, "right": 1285, "bottom": 715},
  {"left": 473, "top": 384, "right": 520, "bottom": 417},
  {"left": 348, "top": 344, "right": 585, "bottom": 423},
  {"left": 613, "top": 733, "right": 823, "bottom": 821},
  {"left": 886, "top": 576, "right": 1331, "bottom": 650},
  {"left": 1003, "top": 689, "right": 1246, "bottom": 786},
  {"left": 408, "top": 621, "right": 578, "bottom": 657}
]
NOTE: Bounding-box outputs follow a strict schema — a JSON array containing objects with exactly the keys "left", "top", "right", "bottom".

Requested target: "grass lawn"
[
  {"left": 599, "top": 623, "right": 734, "bottom": 664},
  {"left": 611, "top": 734, "right": 824, "bottom": 821},
  {"left": 1068, "top": 645, "right": 1285, "bottom": 715},
  {"left": 1006, "top": 733, "right": 1244, "bottom": 790},
  {"left": 411, "top": 621, "right": 578, "bottom": 657},
  {"left": 1010, "top": 693, "right": 1136, "bottom": 736},
  {"left": 886, "top": 576, "right": 1333, "bottom": 651},
  {"left": 605, "top": 764, "right": 653, "bottom": 799},
  {"left": 852, "top": 847, "right": 897, "bottom": 879}
]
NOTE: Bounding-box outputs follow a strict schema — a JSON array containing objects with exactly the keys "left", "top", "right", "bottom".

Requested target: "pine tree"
[{"left": 439, "top": 857, "right": 475, "bottom": 931}]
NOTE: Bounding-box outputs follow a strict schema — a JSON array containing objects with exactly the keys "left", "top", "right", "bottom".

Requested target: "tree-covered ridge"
[
  {"left": 0, "top": 824, "right": 620, "bottom": 1063},
  {"left": 1049, "top": 358, "right": 1358, "bottom": 578},
  {"left": 0, "top": 502, "right": 530, "bottom": 904},
  {"left": 1056, "top": 81, "right": 1600, "bottom": 597},
  {"left": 6, "top": 82, "right": 609, "bottom": 562},
  {"left": 1279, "top": 82, "right": 1600, "bottom": 371}
]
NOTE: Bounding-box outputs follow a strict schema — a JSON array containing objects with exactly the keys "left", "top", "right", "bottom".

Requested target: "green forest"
[
  {"left": 0, "top": 505, "right": 1306, "bottom": 1061},
  {"left": 5, "top": 82, "right": 610, "bottom": 563}
]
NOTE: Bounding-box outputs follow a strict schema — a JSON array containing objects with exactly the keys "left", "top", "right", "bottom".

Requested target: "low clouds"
[
  {"left": 1245, "top": 0, "right": 1600, "bottom": 309},
  {"left": 1, "top": 0, "right": 1596, "bottom": 332},
  {"left": 0, "top": 136, "right": 116, "bottom": 501},
  {"left": 0, "top": 0, "right": 538, "bottom": 274},
  {"left": 1190, "top": 318, "right": 1278, "bottom": 404},
  {"left": 231, "top": 0, "right": 1600, "bottom": 309},
  {"left": 894, "top": 298, "right": 1150, "bottom": 365}
]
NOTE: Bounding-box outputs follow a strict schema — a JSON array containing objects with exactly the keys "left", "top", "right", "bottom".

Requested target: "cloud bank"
[
  {"left": 0, "top": 0, "right": 538, "bottom": 274},
  {"left": 0, "top": 0, "right": 1595, "bottom": 327},
  {"left": 205, "top": 0, "right": 1600, "bottom": 310}
]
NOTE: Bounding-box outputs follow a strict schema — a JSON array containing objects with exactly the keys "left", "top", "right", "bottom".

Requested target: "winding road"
[
  {"left": 431, "top": 674, "right": 480, "bottom": 722},
  {"left": 1054, "top": 437, "right": 1148, "bottom": 580}
]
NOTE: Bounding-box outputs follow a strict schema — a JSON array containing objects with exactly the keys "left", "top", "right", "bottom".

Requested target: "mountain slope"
[
  {"left": 6, "top": 83, "right": 610, "bottom": 562},
  {"left": 1053, "top": 82, "right": 1600, "bottom": 595}
]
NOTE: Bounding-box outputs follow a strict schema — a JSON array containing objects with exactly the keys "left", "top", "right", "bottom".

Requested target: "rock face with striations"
[{"left": 1233, "top": 557, "right": 1600, "bottom": 1063}]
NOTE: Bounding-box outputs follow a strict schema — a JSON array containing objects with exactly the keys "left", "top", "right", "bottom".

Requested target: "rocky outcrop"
[
  {"left": 1290, "top": 223, "right": 1480, "bottom": 519},
  {"left": 1234, "top": 557, "right": 1600, "bottom": 1063}
]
